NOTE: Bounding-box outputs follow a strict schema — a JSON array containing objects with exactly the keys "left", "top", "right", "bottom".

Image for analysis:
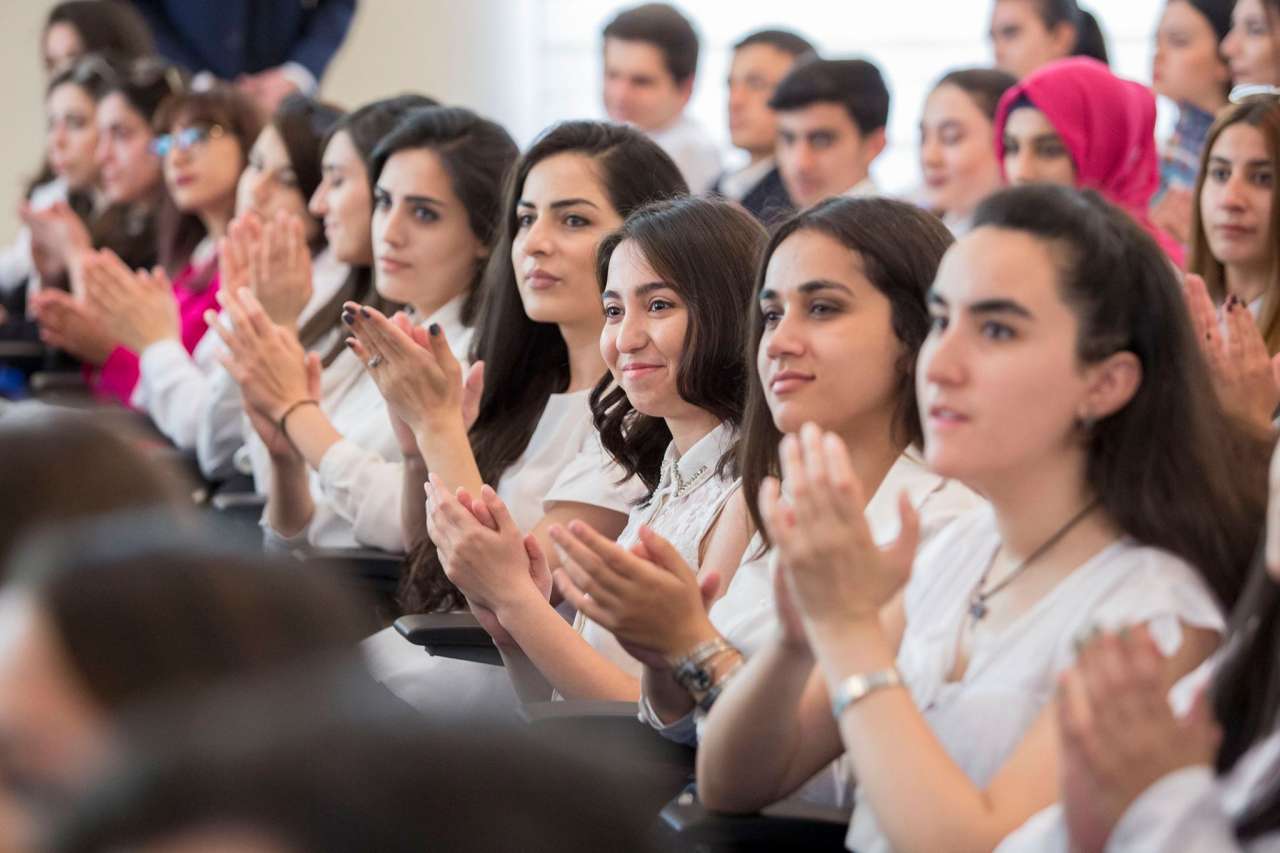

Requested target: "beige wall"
[{"left": 0, "top": 0, "right": 538, "bottom": 241}]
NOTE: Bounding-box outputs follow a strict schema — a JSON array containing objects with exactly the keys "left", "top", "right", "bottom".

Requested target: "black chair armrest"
[
  {"left": 660, "top": 789, "right": 850, "bottom": 851},
  {"left": 520, "top": 700, "right": 695, "bottom": 772},
  {"left": 393, "top": 612, "right": 501, "bottom": 666}
]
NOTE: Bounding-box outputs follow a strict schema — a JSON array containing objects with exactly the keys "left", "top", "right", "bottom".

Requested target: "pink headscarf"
[{"left": 994, "top": 57, "right": 1184, "bottom": 266}]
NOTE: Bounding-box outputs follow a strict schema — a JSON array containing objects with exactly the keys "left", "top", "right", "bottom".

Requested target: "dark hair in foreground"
[
  {"left": 45, "top": 664, "right": 662, "bottom": 853},
  {"left": 299, "top": 93, "right": 439, "bottom": 365},
  {"left": 399, "top": 121, "right": 688, "bottom": 614},
  {"left": 769, "top": 57, "right": 890, "bottom": 135},
  {"left": 5, "top": 515, "right": 368, "bottom": 712},
  {"left": 370, "top": 105, "right": 521, "bottom": 327},
  {"left": 602, "top": 2, "right": 700, "bottom": 84},
  {"left": 592, "top": 197, "right": 766, "bottom": 495},
  {"left": 972, "top": 184, "right": 1269, "bottom": 610},
  {"left": 739, "top": 196, "right": 953, "bottom": 548},
  {"left": 0, "top": 411, "right": 191, "bottom": 568}
]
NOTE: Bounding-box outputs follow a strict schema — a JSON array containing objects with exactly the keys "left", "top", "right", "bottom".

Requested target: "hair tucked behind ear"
[
  {"left": 591, "top": 196, "right": 765, "bottom": 496},
  {"left": 739, "top": 196, "right": 954, "bottom": 549},
  {"left": 973, "top": 184, "right": 1269, "bottom": 610}
]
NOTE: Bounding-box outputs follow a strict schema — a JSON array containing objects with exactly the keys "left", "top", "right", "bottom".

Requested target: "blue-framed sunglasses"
[{"left": 150, "top": 124, "right": 225, "bottom": 157}]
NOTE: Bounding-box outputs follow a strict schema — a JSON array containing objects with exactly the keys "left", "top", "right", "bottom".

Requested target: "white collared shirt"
[
  {"left": 717, "top": 157, "right": 776, "bottom": 203},
  {"left": 841, "top": 176, "right": 879, "bottom": 199},
  {"left": 570, "top": 423, "right": 740, "bottom": 690},
  {"left": 255, "top": 292, "right": 474, "bottom": 552}
]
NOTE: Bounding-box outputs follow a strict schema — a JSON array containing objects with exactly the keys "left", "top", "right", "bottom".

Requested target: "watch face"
[{"left": 691, "top": 670, "right": 713, "bottom": 692}]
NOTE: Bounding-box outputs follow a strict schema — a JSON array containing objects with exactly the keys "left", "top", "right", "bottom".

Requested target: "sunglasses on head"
[{"left": 150, "top": 123, "right": 225, "bottom": 157}]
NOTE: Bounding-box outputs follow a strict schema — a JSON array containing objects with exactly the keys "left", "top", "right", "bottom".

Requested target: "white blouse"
[
  {"left": 571, "top": 422, "right": 741, "bottom": 689},
  {"left": 849, "top": 506, "right": 1225, "bottom": 853},
  {"left": 256, "top": 293, "right": 473, "bottom": 553},
  {"left": 641, "top": 450, "right": 981, "bottom": 753},
  {"left": 363, "top": 387, "right": 643, "bottom": 713},
  {"left": 999, "top": 654, "right": 1280, "bottom": 853},
  {"left": 135, "top": 247, "right": 348, "bottom": 454}
]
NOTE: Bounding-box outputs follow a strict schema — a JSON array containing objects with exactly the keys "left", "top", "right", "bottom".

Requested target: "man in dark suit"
[
  {"left": 711, "top": 29, "right": 815, "bottom": 223},
  {"left": 130, "top": 0, "right": 356, "bottom": 113}
]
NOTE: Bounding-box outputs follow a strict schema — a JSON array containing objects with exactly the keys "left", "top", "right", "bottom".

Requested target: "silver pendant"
[{"left": 968, "top": 599, "right": 988, "bottom": 622}]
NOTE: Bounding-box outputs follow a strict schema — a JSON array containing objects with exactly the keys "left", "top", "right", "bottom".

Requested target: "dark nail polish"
[
  {"left": 359, "top": 307, "right": 370, "bottom": 319},
  {"left": 429, "top": 323, "right": 440, "bottom": 337},
  {"left": 341, "top": 311, "right": 354, "bottom": 325}
]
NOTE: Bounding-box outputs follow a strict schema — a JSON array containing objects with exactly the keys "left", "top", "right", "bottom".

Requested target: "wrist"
[{"left": 663, "top": 616, "right": 722, "bottom": 662}]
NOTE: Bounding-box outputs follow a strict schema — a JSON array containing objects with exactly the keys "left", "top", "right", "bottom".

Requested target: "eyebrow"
[
  {"left": 928, "top": 291, "right": 1033, "bottom": 318},
  {"left": 1209, "top": 156, "right": 1274, "bottom": 168},
  {"left": 759, "top": 279, "right": 854, "bottom": 300},
  {"left": 517, "top": 198, "right": 601, "bottom": 210},
  {"left": 602, "top": 281, "right": 671, "bottom": 300}
]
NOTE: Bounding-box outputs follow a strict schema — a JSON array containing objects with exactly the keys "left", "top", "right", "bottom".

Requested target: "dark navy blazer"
[{"left": 130, "top": 0, "right": 356, "bottom": 81}]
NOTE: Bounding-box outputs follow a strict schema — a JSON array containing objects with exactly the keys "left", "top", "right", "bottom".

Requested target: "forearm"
[
  {"left": 697, "top": 639, "right": 829, "bottom": 812},
  {"left": 812, "top": 619, "right": 1017, "bottom": 853},
  {"left": 497, "top": 643, "right": 555, "bottom": 704},
  {"left": 266, "top": 454, "right": 314, "bottom": 538},
  {"left": 414, "top": 414, "right": 484, "bottom": 497},
  {"left": 400, "top": 455, "right": 429, "bottom": 550},
  {"left": 282, "top": 405, "right": 344, "bottom": 470},
  {"left": 497, "top": 594, "right": 639, "bottom": 701},
  {"left": 641, "top": 666, "right": 697, "bottom": 724}
]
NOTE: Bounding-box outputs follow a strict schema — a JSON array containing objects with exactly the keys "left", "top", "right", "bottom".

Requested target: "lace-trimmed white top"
[{"left": 571, "top": 422, "right": 740, "bottom": 687}]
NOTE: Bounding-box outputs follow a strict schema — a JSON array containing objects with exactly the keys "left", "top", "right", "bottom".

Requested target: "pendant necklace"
[{"left": 967, "top": 499, "right": 1101, "bottom": 624}]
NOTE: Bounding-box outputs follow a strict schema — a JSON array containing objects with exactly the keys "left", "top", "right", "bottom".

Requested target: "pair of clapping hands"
[
  {"left": 1056, "top": 441, "right": 1280, "bottom": 851},
  {"left": 1185, "top": 273, "right": 1280, "bottom": 431}
]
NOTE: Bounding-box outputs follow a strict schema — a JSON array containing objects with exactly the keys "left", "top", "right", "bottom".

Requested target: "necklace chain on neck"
[{"left": 967, "top": 499, "right": 1101, "bottom": 624}]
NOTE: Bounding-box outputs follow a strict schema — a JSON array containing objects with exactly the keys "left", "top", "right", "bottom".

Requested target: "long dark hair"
[
  {"left": 399, "top": 121, "right": 688, "bottom": 614},
  {"left": 4, "top": 516, "right": 367, "bottom": 714},
  {"left": 591, "top": 197, "right": 764, "bottom": 495},
  {"left": 973, "top": 185, "right": 1269, "bottom": 610},
  {"left": 153, "top": 85, "right": 263, "bottom": 288},
  {"left": 1189, "top": 97, "right": 1280, "bottom": 355},
  {"left": 297, "top": 94, "right": 437, "bottom": 367},
  {"left": 1211, "top": 543, "right": 1280, "bottom": 839},
  {"left": 369, "top": 106, "right": 519, "bottom": 328},
  {"left": 270, "top": 94, "right": 345, "bottom": 256},
  {"left": 739, "top": 197, "right": 954, "bottom": 547}
]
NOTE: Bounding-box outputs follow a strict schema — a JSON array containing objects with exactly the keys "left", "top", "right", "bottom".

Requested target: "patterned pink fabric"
[
  {"left": 995, "top": 57, "right": 1185, "bottom": 267},
  {"left": 91, "top": 262, "right": 221, "bottom": 406}
]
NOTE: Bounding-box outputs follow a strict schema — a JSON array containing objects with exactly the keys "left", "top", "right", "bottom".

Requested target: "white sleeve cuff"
[
  {"left": 279, "top": 62, "right": 318, "bottom": 95},
  {"left": 1108, "top": 765, "right": 1230, "bottom": 852}
]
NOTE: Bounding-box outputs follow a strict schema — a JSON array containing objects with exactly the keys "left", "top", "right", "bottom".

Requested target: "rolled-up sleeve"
[{"left": 315, "top": 438, "right": 406, "bottom": 553}]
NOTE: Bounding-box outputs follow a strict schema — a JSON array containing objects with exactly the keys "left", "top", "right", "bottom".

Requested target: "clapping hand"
[
  {"left": 82, "top": 249, "right": 180, "bottom": 353},
  {"left": 758, "top": 423, "right": 919, "bottom": 631},
  {"left": 1185, "top": 273, "right": 1280, "bottom": 431},
  {"left": 1058, "top": 627, "right": 1221, "bottom": 852},
  {"left": 343, "top": 303, "right": 485, "bottom": 435},
  {"left": 551, "top": 522, "right": 721, "bottom": 665},
  {"left": 29, "top": 289, "right": 115, "bottom": 365},
  {"left": 206, "top": 288, "right": 315, "bottom": 423},
  {"left": 251, "top": 211, "right": 313, "bottom": 326}
]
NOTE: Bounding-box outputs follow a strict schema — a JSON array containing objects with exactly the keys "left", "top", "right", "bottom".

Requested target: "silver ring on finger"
[{"left": 367, "top": 354, "right": 384, "bottom": 369}]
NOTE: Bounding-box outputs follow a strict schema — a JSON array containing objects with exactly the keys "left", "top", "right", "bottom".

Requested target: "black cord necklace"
[{"left": 968, "top": 499, "right": 1101, "bottom": 624}]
